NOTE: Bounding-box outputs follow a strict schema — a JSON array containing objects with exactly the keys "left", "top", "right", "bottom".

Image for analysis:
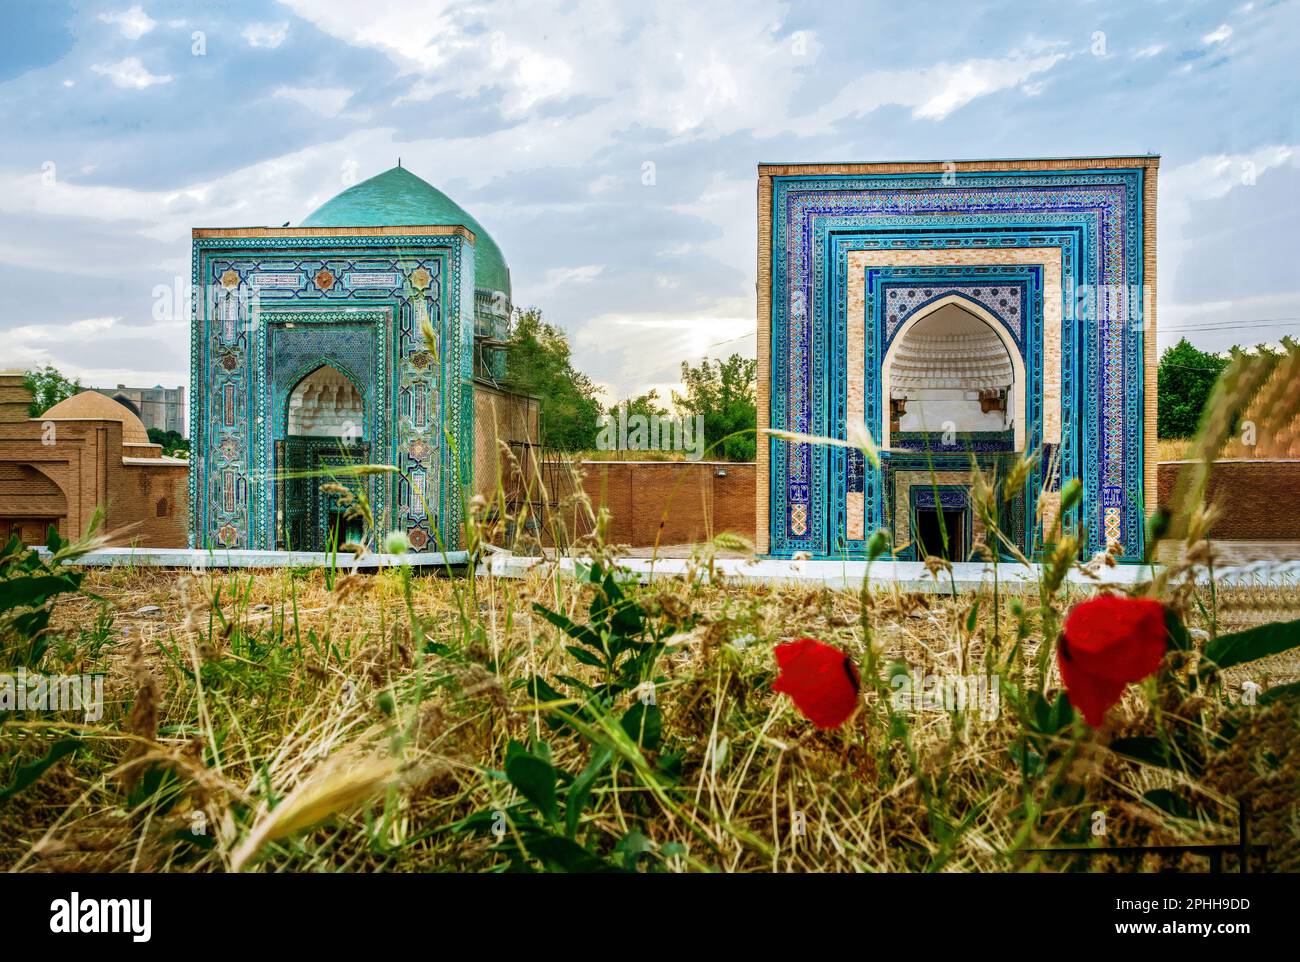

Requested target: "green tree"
[
  {"left": 615, "top": 388, "right": 669, "bottom": 421},
  {"left": 504, "top": 308, "right": 602, "bottom": 451},
  {"left": 147, "top": 428, "right": 190, "bottom": 457},
  {"left": 672, "top": 353, "right": 757, "bottom": 461},
  {"left": 1157, "top": 338, "right": 1229, "bottom": 438},
  {"left": 23, "top": 365, "right": 80, "bottom": 417}
]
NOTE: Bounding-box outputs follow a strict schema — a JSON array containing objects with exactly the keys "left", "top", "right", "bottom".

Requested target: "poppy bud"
[
  {"left": 866, "top": 529, "right": 891, "bottom": 562},
  {"left": 1059, "top": 477, "right": 1083, "bottom": 513}
]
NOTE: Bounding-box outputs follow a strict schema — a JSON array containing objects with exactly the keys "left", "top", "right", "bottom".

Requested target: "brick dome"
[{"left": 43, "top": 391, "right": 151, "bottom": 444}]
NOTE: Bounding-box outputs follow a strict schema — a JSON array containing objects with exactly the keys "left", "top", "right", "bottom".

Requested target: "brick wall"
[
  {"left": 473, "top": 382, "right": 540, "bottom": 501},
  {"left": 572, "top": 461, "right": 756, "bottom": 547},
  {"left": 1157, "top": 460, "right": 1300, "bottom": 540},
  {"left": 0, "top": 375, "right": 31, "bottom": 425},
  {"left": 115, "top": 462, "right": 189, "bottom": 547}
]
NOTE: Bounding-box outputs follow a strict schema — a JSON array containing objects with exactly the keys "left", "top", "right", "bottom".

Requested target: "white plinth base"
[{"left": 50, "top": 547, "right": 470, "bottom": 570}]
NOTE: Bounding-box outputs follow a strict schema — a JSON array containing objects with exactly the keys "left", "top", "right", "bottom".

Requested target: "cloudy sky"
[{"left": 1, "top": 0, "right": 1297, "bottom": 423}]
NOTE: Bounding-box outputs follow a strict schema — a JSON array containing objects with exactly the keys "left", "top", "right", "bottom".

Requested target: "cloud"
[
  {"left": 98, "top": 5, "right": 156, "bottom": 40},
  {"left": 783, "top": 52, "right": 1066, "bottom": 133},
  {"left": 575, "top": 311, "right": 755, "bottom": 397},
  {"left": 667, "top": 173, "right": 751, "bottom": 284},
  {"left": 91, "top": 57, "right": 172, "bottom": 89},
  {"left": 1162, "top": 146, "right": 1297, "bottom": 221},
  {"left": 11, "top": 316, "right": 120, "bottom": 342},
  {"left": 280, "top": 0, "right": 809, "bottom": 136},
  {"left": 488, "top": 33, "right": 574, "bottom": 118},
  {"left": 541, "top": 265, "right": 604, "bottom": 288},
  {"left": 0, "top": 131, "right": 380, "bottom": 249},
  {"left": 242, "top": 22, "right": 289, "bottom": 49},
  {"left": 1160, "top": 145, "right": 1298, "bottom": 267},
  {"left": 1202, "top": 24, "right": 1233, "bottom": 45},
  {"left": 4, "top": 315, "right": 188, "bottom": 384},
  {"left": 279, "top": 1, "right": 1065, "bottom": 152},
  {"left": 1159, "top": 146, "right": 1300, "bottom": 346},
  {"left": 0, "top": 129, "right": 454, "bottom": 252},
  {"left": 385, "top": 29, "right": 575, "bottom": 117},
  {"left": 279, "top": 0, "right": 458, "bottom": 72},
  {"left": 272, "top": 86, "right": 355, "bottom": 117},
  {"left": 914, "top": 54, "right": 1067, "bottom": 120},
  {"left": 1133, "top": 43, "right": 1166, "bottom": 58}
]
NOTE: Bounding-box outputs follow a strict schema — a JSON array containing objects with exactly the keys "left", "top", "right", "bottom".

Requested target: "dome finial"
[{"left": 397, "top": 157, "right": 402, "bottom": 168}]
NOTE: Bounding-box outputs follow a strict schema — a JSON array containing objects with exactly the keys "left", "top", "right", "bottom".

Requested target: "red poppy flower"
[
  {"left": 1057, "top": 595, "right": 1168, "bottom": 727},
  {"left": 771, "top": 638, "right": 861, "bottom": 729}
]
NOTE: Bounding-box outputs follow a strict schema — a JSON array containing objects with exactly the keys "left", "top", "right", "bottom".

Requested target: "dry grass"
[
  {"left": 5, "top": 344, "right": 1300, "bottom": 873},
  {"left": 1155, "top": 438, "right": 1192, "bottom": 462},
  {"left": 3, "top": 559, "right": 1298, "bottom": 874}
]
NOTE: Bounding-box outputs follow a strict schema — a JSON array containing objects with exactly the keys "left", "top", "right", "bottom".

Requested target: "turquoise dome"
[{"left": 300, "top": 166, "right": 510, "bottom": 298}]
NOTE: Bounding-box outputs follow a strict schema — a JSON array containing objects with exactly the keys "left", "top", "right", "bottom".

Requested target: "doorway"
[
  {"left": 915, "top": 507, "right": 966, "bottom": 561},
  {"left": 327, "top": 504, "right": 366, "bottom": 550},
  {"left": 277, "top": 438, "right": 370, "bottom": 550},
  {"left": 276, "top": 364, "right": 369, "bottom": 551}
]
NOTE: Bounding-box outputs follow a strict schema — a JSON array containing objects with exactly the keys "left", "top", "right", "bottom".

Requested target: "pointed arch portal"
[
  {"left": 276, "top": 363, "right": 370, "bottom": 551},
  {"left": 881, "top": 297, "right": 1026, "bottom": 452},
  {"left": 191, "top": 222, "right": 474, "bottom": 554},
  {"left": 287, "top": 364, "right": 366, "bottom": 439}
]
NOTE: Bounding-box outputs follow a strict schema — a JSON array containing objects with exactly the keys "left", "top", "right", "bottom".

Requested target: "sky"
[{"left": 0, "top": 0, "right": 1297, "bottom": 424}]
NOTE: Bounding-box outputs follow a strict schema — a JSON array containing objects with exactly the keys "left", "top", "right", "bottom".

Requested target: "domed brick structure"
[
  {"left": 44, "top": 390, "right": 153, "bottom": 446},
  {"left": 0, "top": 377, "right": 188, "bottom": 546}
]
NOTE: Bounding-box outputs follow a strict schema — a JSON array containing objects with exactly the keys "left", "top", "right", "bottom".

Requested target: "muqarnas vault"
[
  {"left": 190, "top": 166, "right": 514, "bottom": 553},
  {"left": 757, "top": 157, "right": 1159, "bottom": 561}
]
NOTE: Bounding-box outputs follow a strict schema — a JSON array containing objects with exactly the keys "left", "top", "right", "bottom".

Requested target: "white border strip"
[
  {"left": 480, "top": 554, "right": 1300, "bottom": 589},
  {"left": 46, "top": 547, "right": 470, "bottom": 570},
  {"left": 478, "top": 554, "right": 1151, "bottom": 590}
]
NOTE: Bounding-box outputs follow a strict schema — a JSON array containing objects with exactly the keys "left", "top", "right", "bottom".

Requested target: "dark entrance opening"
[
  {"left": 276, "top": 437, "right": 370, "bottom": 551},
  {"left": 915, "top": 508, "right": 966, "bottom": 561},
  {"left": 327, "top": 506, "right": 365, "bottom": 550}
]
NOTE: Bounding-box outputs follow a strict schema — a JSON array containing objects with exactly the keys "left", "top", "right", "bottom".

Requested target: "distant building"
[
  {"left": 0, "top": 374, "right": 188, "bottom": 546},
  {"left": 89, "top": 384, "right": 186, "bottom": 436}
]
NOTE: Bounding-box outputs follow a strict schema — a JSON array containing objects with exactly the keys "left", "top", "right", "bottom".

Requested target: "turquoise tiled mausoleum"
[
  {"left": 757, "top": 157, "right": 1160, "bottom": 562},
  {"left": 190, "top": 166, "right": 511, "bottom": 552}
]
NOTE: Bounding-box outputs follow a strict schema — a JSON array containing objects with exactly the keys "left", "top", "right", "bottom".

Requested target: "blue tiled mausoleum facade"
[
  {"left": 190, "top": 167, "right": 511, "bottom": 553},
  {"left": 757, "top": 157, "right": 1159, "bottom": 562}
]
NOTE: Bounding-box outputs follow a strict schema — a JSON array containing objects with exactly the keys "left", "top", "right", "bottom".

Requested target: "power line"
[
  {"left": 1160, "top": 362, "right": 1230, "bottom": 371},
  {"left": 1161, "top": 317, "right": 1300, "bottom": 334},
  {"left": 1167, "top": 318, "right": 1298, "bottom": 327},
  {"left": 706, "top": 330, "right": 757, "bottom": 350}
]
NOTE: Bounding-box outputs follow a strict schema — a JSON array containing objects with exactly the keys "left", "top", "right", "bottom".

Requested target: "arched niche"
[
  {"left": 285, "top": 364, "right": 366, "bottom": 439},
  {"left": 880, "top": 296, "right": 1026, "bottom": 451},
  {"left": 0, "top": 462, "right": 68, "bottom": 510}
]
